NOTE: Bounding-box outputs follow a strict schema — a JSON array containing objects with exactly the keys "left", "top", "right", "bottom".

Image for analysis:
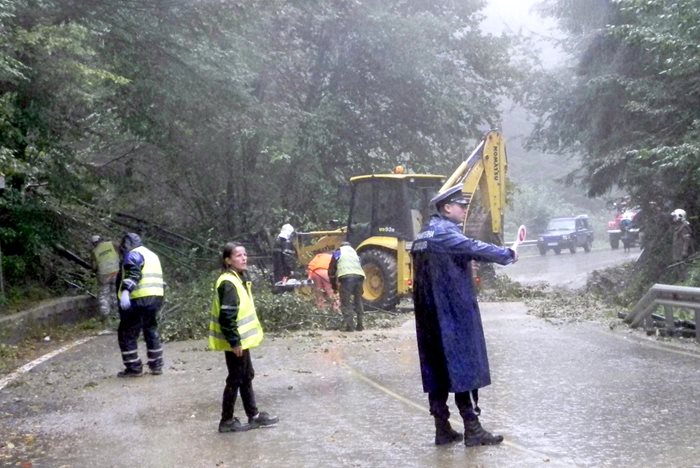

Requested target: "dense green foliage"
[
  {"left": 528, "top": 0, "right": 700, "bottom": 292},
  {"left": 2, "top": 0, "right": 698, "bottom": 314},
  {"left": 0, "top": 0, "right": 520, "bottom": 302},
  {"left": 158, "top": 271, "right": 400, "bottom": 342}
]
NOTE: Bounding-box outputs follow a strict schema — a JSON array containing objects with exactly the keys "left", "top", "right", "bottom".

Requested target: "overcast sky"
[
  {"left": 482, "top": 0, "right": 541, "bottom": 33},
  {"left": 482, "top": 0, "right": 566, "bottom": 67},
  {"left": 480, "top": 0, "right": 575, "bottom": 185}
]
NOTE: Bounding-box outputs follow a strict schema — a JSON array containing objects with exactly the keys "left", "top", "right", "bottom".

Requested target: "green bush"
[{"left": 158, "top": 272, "right": 339, "bottom": 342}]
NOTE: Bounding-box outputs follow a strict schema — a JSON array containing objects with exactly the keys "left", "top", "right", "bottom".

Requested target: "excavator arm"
[{"left": 439, "top": 131, "right": 507, "bottom": 242}]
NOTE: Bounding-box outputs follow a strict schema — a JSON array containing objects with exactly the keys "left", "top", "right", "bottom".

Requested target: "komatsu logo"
[{"left": 492, "top": 145, "right": 500, "bottom": 182}]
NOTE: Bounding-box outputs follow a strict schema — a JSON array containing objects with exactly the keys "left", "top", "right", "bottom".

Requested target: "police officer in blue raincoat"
[{"left": 411, "top": 185, "right": 517, "bottom": 447}]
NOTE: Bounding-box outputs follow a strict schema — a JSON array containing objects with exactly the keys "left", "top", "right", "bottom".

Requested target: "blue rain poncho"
[{"left": 411, "top": 214, "right": 515, "bottom": 393}]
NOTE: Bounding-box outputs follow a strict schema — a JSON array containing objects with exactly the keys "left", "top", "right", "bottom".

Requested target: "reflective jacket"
[
  {"left": 92, "top": 241, "right": 119, "bottom": 280},
  {"left": 125, "top": 246, "right": 164, "bottom": 299},
  {"left": 209, "top": 271, "right": 264, "bottom": 351},
  {"left": 329, "top": 245, "right": 365, "bottom": 291},
  {"left": 335, "top": 245, "right": 365, "bottom": 278},
  {"left": 308, "top": 252, "right": 332, "bottom": 273},
  {"left": 272, "top": 236, "right": 296, "bottom": 281}
]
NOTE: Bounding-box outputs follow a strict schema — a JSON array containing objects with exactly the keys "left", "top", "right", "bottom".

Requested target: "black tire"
[
  {"left": 359, "top": 249, "right": 398, "bottom": 311},
  {"left": 554, "top": 247, "right": 562, "bottom": 255},
  {"left": 583, "top": 239, "right": 592, "bottom": 253},
  {"left": 538, "top": 246, "right": 546, "bottom": 256},
  {"left": 610, "top": 234, "right": 620, "bottom": 249}
]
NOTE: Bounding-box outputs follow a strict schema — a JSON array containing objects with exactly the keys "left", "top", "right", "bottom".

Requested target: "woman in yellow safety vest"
[{"left": 209, "top": 242, "right": 279, "bottom": 433}]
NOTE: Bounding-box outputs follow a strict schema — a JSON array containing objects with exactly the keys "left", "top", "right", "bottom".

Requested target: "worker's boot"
[
  {"left": 341, "top": 315, "right": 354, "bottom": 332},
  {"left": 434, "top": 418, "right": 462, "bottom": 445},
  {"left": 355, "top": 312, "right": 364, "bottom": 331},
  {"left": 463, "top": 418, "right": 503, "bottom": 447}
]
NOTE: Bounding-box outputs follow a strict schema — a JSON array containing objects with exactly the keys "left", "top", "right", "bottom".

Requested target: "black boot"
[
  {"left": 342, "top": 317, "right": 354, "bottom": 332},
  {"left": 355, "top": 310, "right": 364, "bottom": 331},
  {"left": 463, "top": 418, "right": 503, "bottom": 447},
  {"left": 434, "top": 418, "right": 462, "bottom": 445}
]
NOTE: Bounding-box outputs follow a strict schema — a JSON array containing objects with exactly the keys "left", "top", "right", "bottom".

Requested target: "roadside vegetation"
[{"left": 0, "top": 0, "right": 697, "bottom": 343}]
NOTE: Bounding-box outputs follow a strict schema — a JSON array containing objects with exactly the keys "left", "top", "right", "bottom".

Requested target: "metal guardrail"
[{"left": 624, "top": 284, "right": 699, "bottom": 342}]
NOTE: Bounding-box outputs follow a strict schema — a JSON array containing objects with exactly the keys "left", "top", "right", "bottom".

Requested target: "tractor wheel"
[{"left": 359, "top": 249, "right": 399, "bottom": 311}]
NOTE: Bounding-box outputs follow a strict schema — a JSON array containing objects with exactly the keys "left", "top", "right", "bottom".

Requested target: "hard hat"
[
  {"left": 91, "top": 235, "right": 102, "bottom": 244},
  {"left": 671, "top": 208, "right": 686, "bottom": 222},
  {"left": 278, "top": 223, "right": 295, "bottom": 239}
]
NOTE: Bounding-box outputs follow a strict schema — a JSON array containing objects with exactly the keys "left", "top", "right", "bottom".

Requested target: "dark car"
[{"left": 537, "top": 215, "right": 594, "bottom": 255}]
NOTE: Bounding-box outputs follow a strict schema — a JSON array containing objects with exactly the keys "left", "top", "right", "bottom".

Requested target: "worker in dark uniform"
[
  {"left": 329, "top": 242, "right": 366, "bottom": 332},
  {"left": 209, "top": 242, "right": 279, "bottom": 433},
  {"left": 272, "top": 223, "right": 296, "bottom": 283},
  {"left": 411, "top": 185, "right": 517, "bottom": 447},
  {"left": 116, "top": 233, "right": 164, "bottom": 377}
]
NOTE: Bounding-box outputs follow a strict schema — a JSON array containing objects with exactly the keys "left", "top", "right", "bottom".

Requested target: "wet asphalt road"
[
  {"left": 498, "top": 245, "right": 642, "bottom": 289},
  {"left": 1, "top": 302, "right": 698, "bottom": 467}
]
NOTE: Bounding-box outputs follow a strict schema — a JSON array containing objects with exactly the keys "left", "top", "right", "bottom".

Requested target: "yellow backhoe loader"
[{"left": 292, "top": 130, "right": 508, "bottom": 310}]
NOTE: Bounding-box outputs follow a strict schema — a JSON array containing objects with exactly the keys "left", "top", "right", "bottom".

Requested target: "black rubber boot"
[
  {"left": 434, "top": 418, "right": 462, "bottom": 445},
  {"left": 355, "top": 316, "right": 364, "bottom": 331},
  {"left": 342, "top": 318, "right": 355, "bottom": 332},
  {"left": 463, "top": 418, "right": 503, "bottom": 447}
]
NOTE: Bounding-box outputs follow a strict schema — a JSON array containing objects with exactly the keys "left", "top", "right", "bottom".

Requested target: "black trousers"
[
  {"left": 221, "top": 350, "right": 258, "bottom": 421},
  {"left": 339, "top": 274, "right": 364, "bottom": 327},
  {"left": 428, "top": 388, "right": 479, "bottom": 422},
  {"left": 117, "top": 298, "right": 163, "bottom": 371}
]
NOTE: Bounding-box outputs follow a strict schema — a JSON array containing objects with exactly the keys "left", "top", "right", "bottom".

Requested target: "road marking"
[
  {"left": 339, "top": 360, "right": 562, "bottom": 462},
  {"left": 0, "top": 336, "right": 96, "bottom": 391}
]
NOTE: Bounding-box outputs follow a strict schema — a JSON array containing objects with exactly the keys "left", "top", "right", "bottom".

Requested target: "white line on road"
[{"left": 0, "top": 336, "right": 96, "bottom": 391}]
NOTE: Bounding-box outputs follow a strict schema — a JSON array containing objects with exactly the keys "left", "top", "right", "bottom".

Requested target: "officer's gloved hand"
[{"left": 120, "top": 290, "right": 131, "bottom": 310}]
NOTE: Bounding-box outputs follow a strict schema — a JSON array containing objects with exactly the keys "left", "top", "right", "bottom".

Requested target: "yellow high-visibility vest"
[
  {"left": 93, "top": 241, "right": 119, "bottom": 277},
  {"left": 336, "top": 245, "right": 365, "bottom": 278},
  {"left": 209, "top": 271, "right": 264, "bottom": 351},
  {"left": 126, "top": 246, "right": 164, "bottom": 299}
]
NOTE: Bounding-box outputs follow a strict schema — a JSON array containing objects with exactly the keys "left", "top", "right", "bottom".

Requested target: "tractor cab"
[
  {"left": 346, "top": 174, "right": 445, "bottom": 247},
  {"left": 344, "top": 174, "right": 445, "bottom": 310}
]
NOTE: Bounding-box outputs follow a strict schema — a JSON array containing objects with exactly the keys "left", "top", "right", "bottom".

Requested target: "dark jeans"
[
  {"left": 339, "top": 274, "right": 364, "bottom": 329},
  {"left": 221, "top": 350, "right": 258, "bottom": 421},
  {"left": 117, "top": 298, "right": 163, "bottom": 371}
]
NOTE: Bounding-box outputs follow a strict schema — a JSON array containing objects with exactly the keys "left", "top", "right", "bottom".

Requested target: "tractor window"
[
  {"left": 374, "top": 181, "right": 404, "bottom": 232},
  {"left": 347, "top": 181, "right": 373, "bottom": 245},
  {"left": 407, "top": 179, "right": 444, "bottom": 237}
]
